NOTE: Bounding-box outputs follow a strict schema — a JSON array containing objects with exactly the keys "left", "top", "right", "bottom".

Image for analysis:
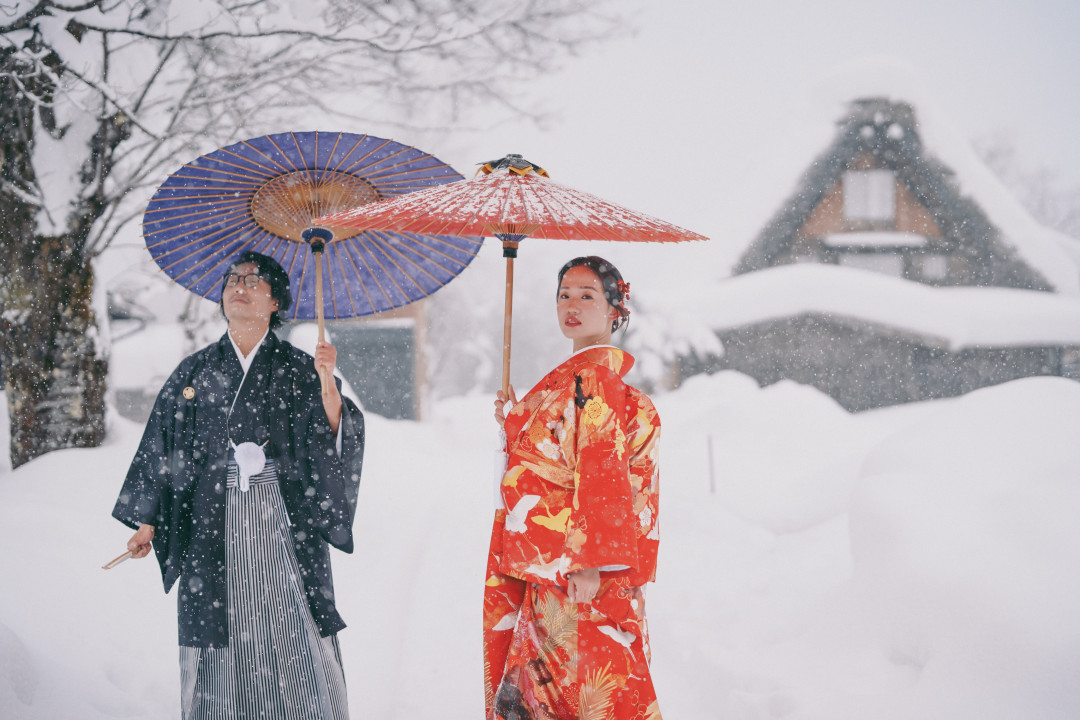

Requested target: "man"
[{"left": 113, "top": 251, "right": 364, "bottom": 719}]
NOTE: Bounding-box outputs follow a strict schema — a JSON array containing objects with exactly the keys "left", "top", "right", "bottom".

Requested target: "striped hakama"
[{"left": 179, "top": 460, "right": 349, "bottom": 719}]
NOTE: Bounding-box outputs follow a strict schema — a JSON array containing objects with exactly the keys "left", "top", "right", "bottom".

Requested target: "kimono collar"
[
  {"left": 216, "top": 330, "right": 279, "bottom": 378},
  {"left": 227, "top": 327, "right": 271, "bottom": 374},
  {"left": 554, "top": 344, "right": 635, "bottom": 379}
]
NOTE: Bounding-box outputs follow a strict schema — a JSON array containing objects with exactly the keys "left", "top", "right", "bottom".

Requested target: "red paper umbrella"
[{"left": 317, "top": 154, "right": 708, "bottom": 392}]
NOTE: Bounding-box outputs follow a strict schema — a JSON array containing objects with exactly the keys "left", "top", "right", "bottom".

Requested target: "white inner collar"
[
  {"left": 228, "top": 328, "right": 270, "bottom": 375},
  {"left": 559, "top": 343, "right": 619, "bottom": 366}
]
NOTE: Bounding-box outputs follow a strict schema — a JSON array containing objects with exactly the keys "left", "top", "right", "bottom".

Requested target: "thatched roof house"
[
  {"left": 681, "top": 97, "right": 1080, "bottom": 410},
  {"left": 735, "top": 97, "right": 1056, "bottom": 291}
]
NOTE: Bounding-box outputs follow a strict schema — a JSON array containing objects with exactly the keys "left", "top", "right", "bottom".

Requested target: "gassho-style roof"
[{"left": 734, "top": 96, "right": 1079, "bottom": 294}]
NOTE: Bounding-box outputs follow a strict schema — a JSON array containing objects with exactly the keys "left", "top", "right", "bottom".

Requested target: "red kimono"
[{"left": 484, "top": 346, "right": 662, "bottom": 720}]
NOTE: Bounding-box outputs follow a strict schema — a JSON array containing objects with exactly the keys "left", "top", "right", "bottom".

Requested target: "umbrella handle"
[
  {"left": 502, "top": 254, "right": 514, "bottom": 396},
  {"left": 314, "top": 250, "right": 331, "bottom": 399},
  {"left": 304, "top": 228, "right": 333, "bottom": 399},
  {"left": 102, "top": 550, "right": 133, "bottom": 570},
  {"left": 498, "top": 236, "right": 525, "bottom": 397}
]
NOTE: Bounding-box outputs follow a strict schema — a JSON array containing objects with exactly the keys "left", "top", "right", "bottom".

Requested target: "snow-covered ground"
[
  {"left": 4, "top": 1, "right": 1080, "bottom": 716},
  {"left": 2, "top": 368, "right": 1078, "bottom": 719}
]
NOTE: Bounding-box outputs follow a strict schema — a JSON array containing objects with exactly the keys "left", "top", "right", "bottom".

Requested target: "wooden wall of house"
[
  {"left": 774, "top": 184, "right": 975, "bottom": 288},
  {"left": 799, "top": 156, "right": 945, "bottom": 238},
  {"left": 680, "top": 316, "right": 1078, "bottom": 411}
]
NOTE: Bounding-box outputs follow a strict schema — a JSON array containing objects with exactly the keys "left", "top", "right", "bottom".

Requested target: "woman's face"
[{"left": 557, "top": 265, "right": 617, "bottom": 349}]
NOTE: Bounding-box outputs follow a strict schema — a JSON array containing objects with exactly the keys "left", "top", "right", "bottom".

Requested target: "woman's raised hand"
[{"left": 493, "top": 385, "right": 518, "bottom": 429}]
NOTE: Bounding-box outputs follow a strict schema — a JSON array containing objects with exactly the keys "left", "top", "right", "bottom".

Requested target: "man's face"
[{"left": 222, "top": 262, "right": 278, "bottom": 330}]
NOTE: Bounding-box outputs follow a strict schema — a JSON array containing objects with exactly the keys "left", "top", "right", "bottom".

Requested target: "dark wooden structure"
[{"left": 682, "top": 312, "right": 1079, "bottom": 412}]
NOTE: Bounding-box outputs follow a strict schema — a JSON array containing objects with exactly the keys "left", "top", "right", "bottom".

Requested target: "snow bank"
[
  {"left": 847, "top": 377, "right": 1080, "bottom": 719},
  {"left": 649, "top": 373, "right": 1080, "bottom": 720},
  {"left": 2, "top": 371, "right": 1078, "bottom": 719}
]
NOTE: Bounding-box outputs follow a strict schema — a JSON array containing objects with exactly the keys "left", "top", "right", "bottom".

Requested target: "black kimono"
[{"left": 112, "top": 331, "right": 365, "bottom": 648}]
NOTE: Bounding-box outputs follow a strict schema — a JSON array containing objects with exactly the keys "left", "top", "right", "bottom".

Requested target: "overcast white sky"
[
  {"left": 410, "top": 0, "right": 1080, "bottom": 253},
  {"left": 99, "top": 0, "right": 1080, "bottom": 329}
]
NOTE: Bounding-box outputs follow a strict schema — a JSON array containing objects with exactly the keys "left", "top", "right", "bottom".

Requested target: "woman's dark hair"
[
  {"left": 557, "top": 256, "right": 630, "bottom": 332},
  {"left": 219, "top": 251, "right": 292, "bottom": 330}
]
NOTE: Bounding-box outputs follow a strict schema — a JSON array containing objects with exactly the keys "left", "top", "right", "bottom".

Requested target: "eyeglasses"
[{"left": 224, "top": 272, "right": 265, "bottom": 289}]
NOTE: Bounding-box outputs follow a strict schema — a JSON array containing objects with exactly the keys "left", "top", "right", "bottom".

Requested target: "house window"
[
  {"left": 920, "top": 254, "right": 950, "bottom": 282},
  {"left": 842, "top": 170, "right": 895, "bottom": 221},
  {"left": 837, "top": 252, "right": 904, "bottom": 277}
]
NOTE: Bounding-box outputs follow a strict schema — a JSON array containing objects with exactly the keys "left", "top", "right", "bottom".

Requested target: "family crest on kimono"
[
  {"left": 485, "top": 256, "right": 663, "bottom": 720},
  {"left": 113, "top": 251, "right": 365, "bottom": 720}
]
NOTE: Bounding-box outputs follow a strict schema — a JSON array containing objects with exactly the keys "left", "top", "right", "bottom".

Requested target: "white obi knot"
[{"left": 232, "top": 441, "right": 267, "bottom": 492}]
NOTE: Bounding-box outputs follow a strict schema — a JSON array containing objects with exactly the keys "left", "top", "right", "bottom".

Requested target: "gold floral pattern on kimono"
[
  {"left": 494, "top": 346, "right": 660, "bottom": 586},
  {"left": 484, "top": 346, "right": 662, "bottom": 720}
]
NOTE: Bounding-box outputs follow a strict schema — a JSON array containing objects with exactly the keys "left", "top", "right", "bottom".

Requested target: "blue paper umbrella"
[{"left": 143, "top": 131, "right": 481, "bottom": 320}]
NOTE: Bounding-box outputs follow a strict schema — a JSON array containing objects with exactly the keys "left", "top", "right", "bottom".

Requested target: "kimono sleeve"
[
  {"left": 563, "top": 364, "right": 640, "bottom": 575},
  {"left": 111, "top": 364, "right": 187, "bottom": 530},
  {"left": 295, "top": 379, "right": 365, "bottom": 553},
  {"left": 626, "top": 390, "right": 661, "bottom": 584}
]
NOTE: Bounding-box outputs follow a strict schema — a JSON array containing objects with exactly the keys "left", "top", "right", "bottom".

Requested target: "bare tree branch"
[{"left": 1, "top": 0, "right": 619, "bottom": 466}]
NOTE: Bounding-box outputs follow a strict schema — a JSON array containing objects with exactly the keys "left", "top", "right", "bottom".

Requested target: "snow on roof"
[
  {"left": 822, "top": 231, "right": 927, "bottom": 248},
  {"left": 907, "top": 91, "right": 1080, "bottom": 294},
  {"left": 729, "top": 60, "right": 1080, "bottom": 293},
  {"left": 684, "top": 264, "right": 1080, "bottom": 350}
]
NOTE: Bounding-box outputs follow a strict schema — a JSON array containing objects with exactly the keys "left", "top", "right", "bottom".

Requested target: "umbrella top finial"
[
  {"left": 301, "top": 227, "right": 333, "bottom": 253},
  {"left": 480, "top": 154, "right": 549, "bottom": 178}
]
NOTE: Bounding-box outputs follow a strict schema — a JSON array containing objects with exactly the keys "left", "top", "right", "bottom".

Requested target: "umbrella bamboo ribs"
[{"left": 142, "top": 131, "right": 478, "bottom": 328}]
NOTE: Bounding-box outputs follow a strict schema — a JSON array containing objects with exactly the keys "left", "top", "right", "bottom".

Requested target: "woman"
[
  {"left": 113, "top": 252, "right": 364, "bottom": 719},
  {"left": 484, "top": 256, "right": 662, "bottom": 720}
]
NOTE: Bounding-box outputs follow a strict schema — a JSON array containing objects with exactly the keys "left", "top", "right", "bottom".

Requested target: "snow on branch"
[{"left": 2, "top": 0, "right": 616, "bottom": 255}]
